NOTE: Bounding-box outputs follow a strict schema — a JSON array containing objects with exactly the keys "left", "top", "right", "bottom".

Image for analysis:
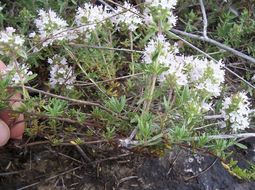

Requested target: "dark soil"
[{"left": 0, "top": 137, "right": 255, "bottom": 190}]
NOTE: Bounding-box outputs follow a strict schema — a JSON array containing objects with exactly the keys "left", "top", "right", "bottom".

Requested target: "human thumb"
[{"left": 0, "top": 119, "right": 10, "bottom": 146}]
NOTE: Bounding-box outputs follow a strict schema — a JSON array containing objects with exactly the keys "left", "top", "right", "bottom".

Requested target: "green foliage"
[
  {"left": 196, "top": 133, "right": 210, "bottom": 147},
  {"left": 43, "top": 98, "right": 67, "bottom": 117},
  {"left": 68, "top": 108, "right": 86, "bottom": 123},
  {"left": 136, "top": 113, "right": 154, "bottom": 141},
  {"left": 212, "top": 139, "right": 234, "bottom": 158},
  {"left": 105, "top": 96, "right": 126, "bottom": 114},
  {"left": 179, "top": 9, "right": 198, "bottom": 32},
  {"left": 216, "top": 10, "right": 255, "bottom": 56},
  {"left": 103, "top": 126, "right": 116, "bottom": 140},
  {"left": 170, "top": 123, "right": 191, "bottom": 143},
  {"left": 224, "top": 159, "right": 255, "bottom": 181}
]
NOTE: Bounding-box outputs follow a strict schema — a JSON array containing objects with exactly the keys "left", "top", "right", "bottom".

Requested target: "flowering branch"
[{"left": 168, "top": 30, "right": 255, "bottom": 89}]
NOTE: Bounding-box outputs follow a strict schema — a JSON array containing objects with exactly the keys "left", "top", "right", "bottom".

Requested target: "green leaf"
[
  {"left": 234, "top": 142, "right": 248, "bottom": 150},
  {"left": 17, "top": 50, "right": 27, "bottom": 59}
]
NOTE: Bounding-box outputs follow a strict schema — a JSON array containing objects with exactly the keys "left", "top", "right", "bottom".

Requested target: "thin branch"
[
  {"left": 171, "top": 29, "right": 255, "bottom": 65},
  {"left": 69, "top": 43, "right": 144, "bottom": 53},
  {"left": 204, "top": 115, "right": 223, "bottom": 120},
  {"left": 75, "top": 72, "right": 144, "bottom": 86},
  {"left": 18, "top": 139, "right": 107, "bottom": 148},
  {"left": 193, "top": 133, "right": 255, "bottom": 140},
  {"left": 105, "top": 0, "right": 145, "bottom": 18},
  {"left": 204, "top": 109, "right": 255, "bottom": 120},
  {"left": 117, "top": 176, "right": 138, "bottom": 187},
  {"left": 121, "top": 133, "right": 255, "bottom": 148},
  {"left": 97, "top": 0, "right": 116, "bottom": 12},
  {"left": 70, "top": 141, "right": 92, "bottom": 162},
  {"left": 193, "top": 122, "right": 222, "bottom": 130},
  {"left": 20, "top": 86, "right": 112, "bottom": 113},
  {"left": 184, "top": 157, "right": 218, "bottom": 181},
  {"left": 167, "top": 150, "right": 182, "bottom": 176},
  {"left": 0, "top": 170, "right": 24, "bottom": 176},
  {"left": 199, "top": 0, "right": 208, "bottom": 38},
  {"left": 17, "top": 166, "right": 84, "bottom": 190}
]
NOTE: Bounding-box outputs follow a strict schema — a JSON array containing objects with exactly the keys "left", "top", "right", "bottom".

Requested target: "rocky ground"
[{"left": 0, "top": 135, "right": 254, "bottom": 190}]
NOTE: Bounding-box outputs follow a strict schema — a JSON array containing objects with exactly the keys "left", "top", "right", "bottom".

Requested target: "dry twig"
[
  {"left": 199, "top": 0, "right": 208, "bottom": 38},
  {"left": 171, "top": 29, "right": 255, "bottom": 65}
]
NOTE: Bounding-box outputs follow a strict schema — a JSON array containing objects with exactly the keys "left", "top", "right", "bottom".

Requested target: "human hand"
[{"left": 0, "top": 61, "right": 25, "bottom": 146}]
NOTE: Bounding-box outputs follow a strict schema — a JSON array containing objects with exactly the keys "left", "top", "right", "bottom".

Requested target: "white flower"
[
  {"left": 221, "top": 92, "right": 251, "bottom": 131},
  {"left": 75, "top": 3, "right": 112, "bottom": 33},
  {"left": 201, "top": 102, "right": 212, "bottom": 112},
  {"left": 251, "top": 74, "right": 255, "bottom": 81},
  {"left": 28, "top": 32, "right": 36, "bottom": 38},
  {"left": 4, "top": 61, "right": 33, "bottom": 85},
  {"left": 145, "top": 0, "right": 178, "bottom": 10},
  {"left": 159, "top": 55, "right": 187, "bottom": 86},
  {"left": 143, "top": 34, "right": 177, "bottom": 65},
  {"left": 1, "top": 33, "right": 9, "bottom": 43},
  {"left": 143, "top": 8, "right": 154, "bottom": 25},
  {"left": 48, "top": 55, "right": 76, "bottom": 89},
  {"left": 14, "top": 36, "right": 25, "bottom": 45},
  {"left": 168, "top": 14, "right": 177, "bottom": 26},
  {"left": 6, "top": 27, "right": 16, "bottom": 34},
  {"left": 186, "top": 58, "right": 225, "bottom": 97},
  {"left": 143, "top": 34, "right": 187, "bottom": 86},
  {"left": 112, "top": 2, "right": 142, "bottom": 32},
  {"left": 34, "top": 9, "right": 69, "bottom": 46},
  {"left": 0, "top": 27, "right": 25, "bottom": 56},
  {"left": 0, "top": 6, "right": 3, "bottom": 11},
  {"left": 144, "top": 0, "right": 178, "bottom": 29}
]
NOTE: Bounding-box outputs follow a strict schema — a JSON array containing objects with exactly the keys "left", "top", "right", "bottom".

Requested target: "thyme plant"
[{"left": 0, "top": 0, "right": 254, "bottom": 178}]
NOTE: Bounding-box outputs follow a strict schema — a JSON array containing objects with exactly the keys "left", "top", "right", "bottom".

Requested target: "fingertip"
[
  {"left": 0, "top": 119, "right": 10, "bottom": 147},
  {"left": 0, "top": 60, "right": 24, "bottom": 143}
]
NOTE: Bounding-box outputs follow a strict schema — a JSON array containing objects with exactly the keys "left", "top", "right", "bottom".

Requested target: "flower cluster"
[
  {"left": 48, "top": 55, "right": 76, "bottom": 89},
  {"left": 144, "top": 0, "right": 178, "bottom": 28},
  {"left": 186, "top": 58, "right": 225, "bottom": 97},
  {"left": 159, "top": 55, "right": 188, "bottom": 86},
  {"left": 0, "top": 27, "right": 25, "bottom": 56},
  {"left": 113, "top": 2, "right": 143, "bottom": 31},
  {"left": 1, "top": 61, "right": 32, "bottom": 85},
  {"left": 145, "top": 0, "right": 178, "bottom": 10},
  {"left": 75, "top": 3, "right": 112, "bottom": 33},
  {"left": 143, "top": 34, "right": 186, "bottom": 86},
  {"left": 221, "top": 92, "right": 251, "bottom": 131},
  {"left": 143, "top": 34, "right": 225, "bottom": 94},
  {"left": 143, "top": 34, "right": 177, "bottom": 64},
  {"left": 34, "top": 9, "right": 69, "bottom": 46}
]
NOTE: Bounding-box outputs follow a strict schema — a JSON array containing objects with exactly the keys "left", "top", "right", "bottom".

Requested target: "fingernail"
[{"left": 11, "top": 101, "right": 22, "bottom": 111}]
